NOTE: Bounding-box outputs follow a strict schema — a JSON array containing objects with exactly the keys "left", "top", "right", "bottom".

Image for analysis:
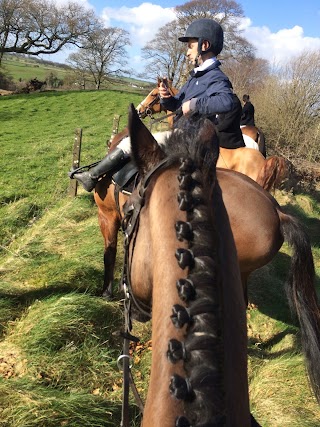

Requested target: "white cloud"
[
  {"left": 101, "top": 2, "right": 175, "bottom": 46},
  {"left": 242, "top": 21, "right": 320, "bottom": 65},
  {"left": 50, "top": 2, "right": 320, "bottom": 72},
  {"left": 53, "top": 0, "right": 93, "bottom": 9}
]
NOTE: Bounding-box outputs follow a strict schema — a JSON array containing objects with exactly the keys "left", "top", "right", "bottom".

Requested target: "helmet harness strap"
[{"left": 196, "top": 37, "right": 212, "bottom": 65}]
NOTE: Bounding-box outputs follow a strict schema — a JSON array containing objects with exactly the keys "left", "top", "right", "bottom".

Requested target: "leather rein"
[{"left": 118, "top": 157, "right": 169, "bottom": 427}]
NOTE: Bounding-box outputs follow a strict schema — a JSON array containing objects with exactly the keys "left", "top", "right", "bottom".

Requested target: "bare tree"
[
  {"left": 0, "top": 0, "right": 98, "bottom": 65},
  {"left": 222, "top": 57, "right": 269, "bottom": 95},
  {"left": 255, "top": 50, "right": 320, "bottom": 164},
  {"left": 67, "top": 27, "right": 130, "bottom": 90},
  {"left": 141, "top": 20, "right": 186, "bottom": 86},
  {"left": 142, "top": 0, "right": 255, "bottom": 84}
]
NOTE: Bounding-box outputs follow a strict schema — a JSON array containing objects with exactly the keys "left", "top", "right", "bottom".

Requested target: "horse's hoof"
[
  {"left": 131, "top": 306, "right": 151, "bottom": 323},
  {"left": 102, "top": 291, "right": 113, "bottom": 300}
]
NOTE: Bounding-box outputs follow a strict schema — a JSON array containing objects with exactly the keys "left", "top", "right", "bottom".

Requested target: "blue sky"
[{"left": 54, "top": 0, "right": 320, "bottom": 74}]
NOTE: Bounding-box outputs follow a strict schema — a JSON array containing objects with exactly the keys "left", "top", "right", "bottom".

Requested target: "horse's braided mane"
[
  {"left": 162, "top": 115, "right": 219, "bottom": 180},
  {"left": 165, "top": 116, "right": 226, "bottom": 426}
]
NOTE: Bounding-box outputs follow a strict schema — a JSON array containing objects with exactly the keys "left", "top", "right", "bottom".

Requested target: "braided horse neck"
[{"left": 127, "top": 105, "right": 250, "bottom": 427}]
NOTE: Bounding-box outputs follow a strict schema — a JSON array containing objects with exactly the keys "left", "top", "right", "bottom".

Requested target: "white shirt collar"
[{"left": 194, "top": 57, "right": 217, "bottom": 74}]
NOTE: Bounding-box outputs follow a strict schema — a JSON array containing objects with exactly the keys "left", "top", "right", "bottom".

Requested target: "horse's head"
[
  {"left": 136, "top": 87, "right": 161, "bottom": 119},
  {"left": 136, "top": 80, "right": 178, "bottom": 119},
  {"left": 123, "top": 104, "right": 251, "bottom": 426}
]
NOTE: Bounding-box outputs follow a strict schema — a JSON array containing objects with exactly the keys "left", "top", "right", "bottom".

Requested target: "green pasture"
[
  {"left": 0, "top": 90, "right": 319, "bottom": 426},
  {"left": 1, "top": 54, "right": 153, "bottom": 90},
  {"left": 1, "top": 55, "right": 70, "bottom": 83}
]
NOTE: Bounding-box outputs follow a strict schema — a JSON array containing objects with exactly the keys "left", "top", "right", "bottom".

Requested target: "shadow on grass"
[
  {"left": 248, "top": 241, "right": 319, "bottom": 357},
  {"left": 281, "top": 202, "right": 320, "bottom": 247},
  {"left": 248, "top": 252, "right": 295, "bottom": 324},
  {"left": 0, "top": 265, "right": 111, "bottom": 336},
  {"left": 248, "top": 327, "right": 299, "bottom": 359},
  {"left": 0, "top": 375, "right": 142, "bottom": 426}
]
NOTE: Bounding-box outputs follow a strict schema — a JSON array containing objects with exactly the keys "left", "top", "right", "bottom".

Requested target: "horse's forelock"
[{"left": 165, "top": 116, "right": 219, "bottom": 174}]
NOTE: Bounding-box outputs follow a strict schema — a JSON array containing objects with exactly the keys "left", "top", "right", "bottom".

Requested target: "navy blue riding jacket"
[
  {"left": 160, "top": 60, "right": 233, "bottom": 117},
  {"left": 160, "top": 61, "right": 245, "bottom": 149}
]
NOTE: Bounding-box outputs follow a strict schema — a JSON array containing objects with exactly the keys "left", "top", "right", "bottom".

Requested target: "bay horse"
[
  {"left": 124, "top": 105, "right": 251, "bottom": 425},
  {"left": 94, "top": 113, "right": 313, "bottom": 306},
  {"left": 95, "top": 131, "right": 287, "bottom": 300},
  {"left": 136, "top": 81, "right": 286, "bottom": 188},
  {"left": 122, "top": 105, "right": 320, "bottom": 425}
]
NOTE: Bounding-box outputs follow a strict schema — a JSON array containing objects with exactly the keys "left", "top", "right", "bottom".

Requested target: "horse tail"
[
  {"left": 256, "top": 156, "right": 288, "bottom": 191},
  {"left": 170, "top": 155, "right": 226, "bottom": 426},
  {"left": 279, "top": 210, "right": 320, "bottom": 402},
  {"left": 256, "top": 127, "right": 266, "bottom": 157}
]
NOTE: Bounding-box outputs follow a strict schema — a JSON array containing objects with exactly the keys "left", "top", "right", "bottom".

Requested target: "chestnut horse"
[
  {"left": 121, "top": 106, "right": 320, "bottom": 425},
  {"left": 136, "top": 81, "right": 286, "bottom": 188},
  {"left": 125, "top": 105, "right": 251, "bottom": 425}
]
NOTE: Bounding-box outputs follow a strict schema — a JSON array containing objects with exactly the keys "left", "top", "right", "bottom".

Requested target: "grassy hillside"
[
  {"left": 1, "top": 54, "right": 71, "bottom": 83},
  {"left": 0, "top": 90, "right": 320, "bottom": 426},
  {"left": 1, "top": 54, "right": 152, "bottom": 91}
]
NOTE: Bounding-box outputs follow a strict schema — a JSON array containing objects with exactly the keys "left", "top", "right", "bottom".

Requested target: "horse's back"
[{"left": 217, "top": 147, "right": 266, "bottom": 182}]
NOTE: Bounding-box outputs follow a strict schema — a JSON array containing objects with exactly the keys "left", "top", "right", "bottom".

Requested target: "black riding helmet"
[{"left": 178, "top": 18, "right": 224, "bottom": 56}]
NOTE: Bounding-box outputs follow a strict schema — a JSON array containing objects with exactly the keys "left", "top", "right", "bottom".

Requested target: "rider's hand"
[
  {"left": 182, "top": 100, "right": 191, "bottom": 115},
  {"left": 159, "top": 79, "right": 171, "bottom": 99}
]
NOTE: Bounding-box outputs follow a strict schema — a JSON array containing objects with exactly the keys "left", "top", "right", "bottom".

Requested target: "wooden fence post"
[
  {"left": 68, "top": 128, "right": 82, "bottom": 197},
  {"left": 108, "top": 114, "right": 121, "bottom": 148}
]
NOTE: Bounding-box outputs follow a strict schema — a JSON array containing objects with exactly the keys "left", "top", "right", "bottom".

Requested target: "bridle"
[
  {"left": 136, "top": 84, "right": 179, "bottom": 128},
  {"left": 117, "top": 158, "right": 169, "bottom": 427},
  {"left": 136, "top": 89, "right": 161, "bottom": 119}
]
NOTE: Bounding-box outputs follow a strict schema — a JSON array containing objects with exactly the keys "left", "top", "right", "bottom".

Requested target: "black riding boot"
[{"left": 69, "top": 146, "right": 129, "bottom": 192}]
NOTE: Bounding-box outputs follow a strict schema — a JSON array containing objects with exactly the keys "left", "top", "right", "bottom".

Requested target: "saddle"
[{"left": 112, "top": 160, "right": 139, "bottom": 196}]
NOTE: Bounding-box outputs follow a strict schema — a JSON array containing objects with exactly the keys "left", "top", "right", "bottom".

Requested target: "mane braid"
[{"left": 167, "top": 118, "right": 225, "bottom": 427}]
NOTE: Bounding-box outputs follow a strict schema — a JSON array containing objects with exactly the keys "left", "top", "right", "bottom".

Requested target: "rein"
[
  {"left": 118, "top": 157, "right": 169, "bottom": 427},
  {"left": 147, "top": 108, "right": 182, "bottom": 130}
]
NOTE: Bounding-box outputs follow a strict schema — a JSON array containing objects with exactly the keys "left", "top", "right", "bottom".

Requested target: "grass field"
[
  {"left": 1, "top": 54, "right": 71, "bottom": 83},
  {"left": 1, "top": 54, "right": 153, "bottom": 91},
  {"left": 0, "top": 89, "right": 319, "bottom": 426}
]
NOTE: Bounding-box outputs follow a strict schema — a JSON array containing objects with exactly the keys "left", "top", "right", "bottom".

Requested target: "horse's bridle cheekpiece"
[{"left": 118, "top": 158, "right": 169, "bottom": 427}]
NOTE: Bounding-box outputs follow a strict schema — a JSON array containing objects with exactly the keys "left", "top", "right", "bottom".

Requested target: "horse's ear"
[
  {"left": 169, "top": 72, "right": 174, "bottom": 86},
  {"left": 157, "top": 76, "right": 161, "bottom": 86},
  {"left": 199, "top": 119, "right": 217, "bottom": 146},
  {"left": 128, "top": 104, "right": 165, "bottom": 175}
]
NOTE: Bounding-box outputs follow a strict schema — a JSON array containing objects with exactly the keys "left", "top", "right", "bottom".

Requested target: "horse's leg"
[
  {"left": 100, "top": 211, "right": 121, "bottom": 299},
  {"left": 94, "top": 179, "right": 123, "bottom": 299},
  {"left": 241, "top": 272, "right": 250, "bottom": 306}
]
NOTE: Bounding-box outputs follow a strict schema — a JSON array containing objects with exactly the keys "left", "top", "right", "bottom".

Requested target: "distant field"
[
  {"left": 1, "top": 54, "right": 70, "bottom": 82},
  {"left": 1, "top": 54, "right": 152, "bottom": 90}
]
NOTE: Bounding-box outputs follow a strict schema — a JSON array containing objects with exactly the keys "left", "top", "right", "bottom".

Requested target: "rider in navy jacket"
[
  {"left": 159, "top": 19, "right": 245, "bottom": 149},
  {"left": 215, "top": 93, "right": 245, "bottom": 149},
  {"left": 69, "top": 18, "right": 244, "bottom": 192},
  {"left": 160, "top": 60, "right": 234, "bottom": 118}
]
